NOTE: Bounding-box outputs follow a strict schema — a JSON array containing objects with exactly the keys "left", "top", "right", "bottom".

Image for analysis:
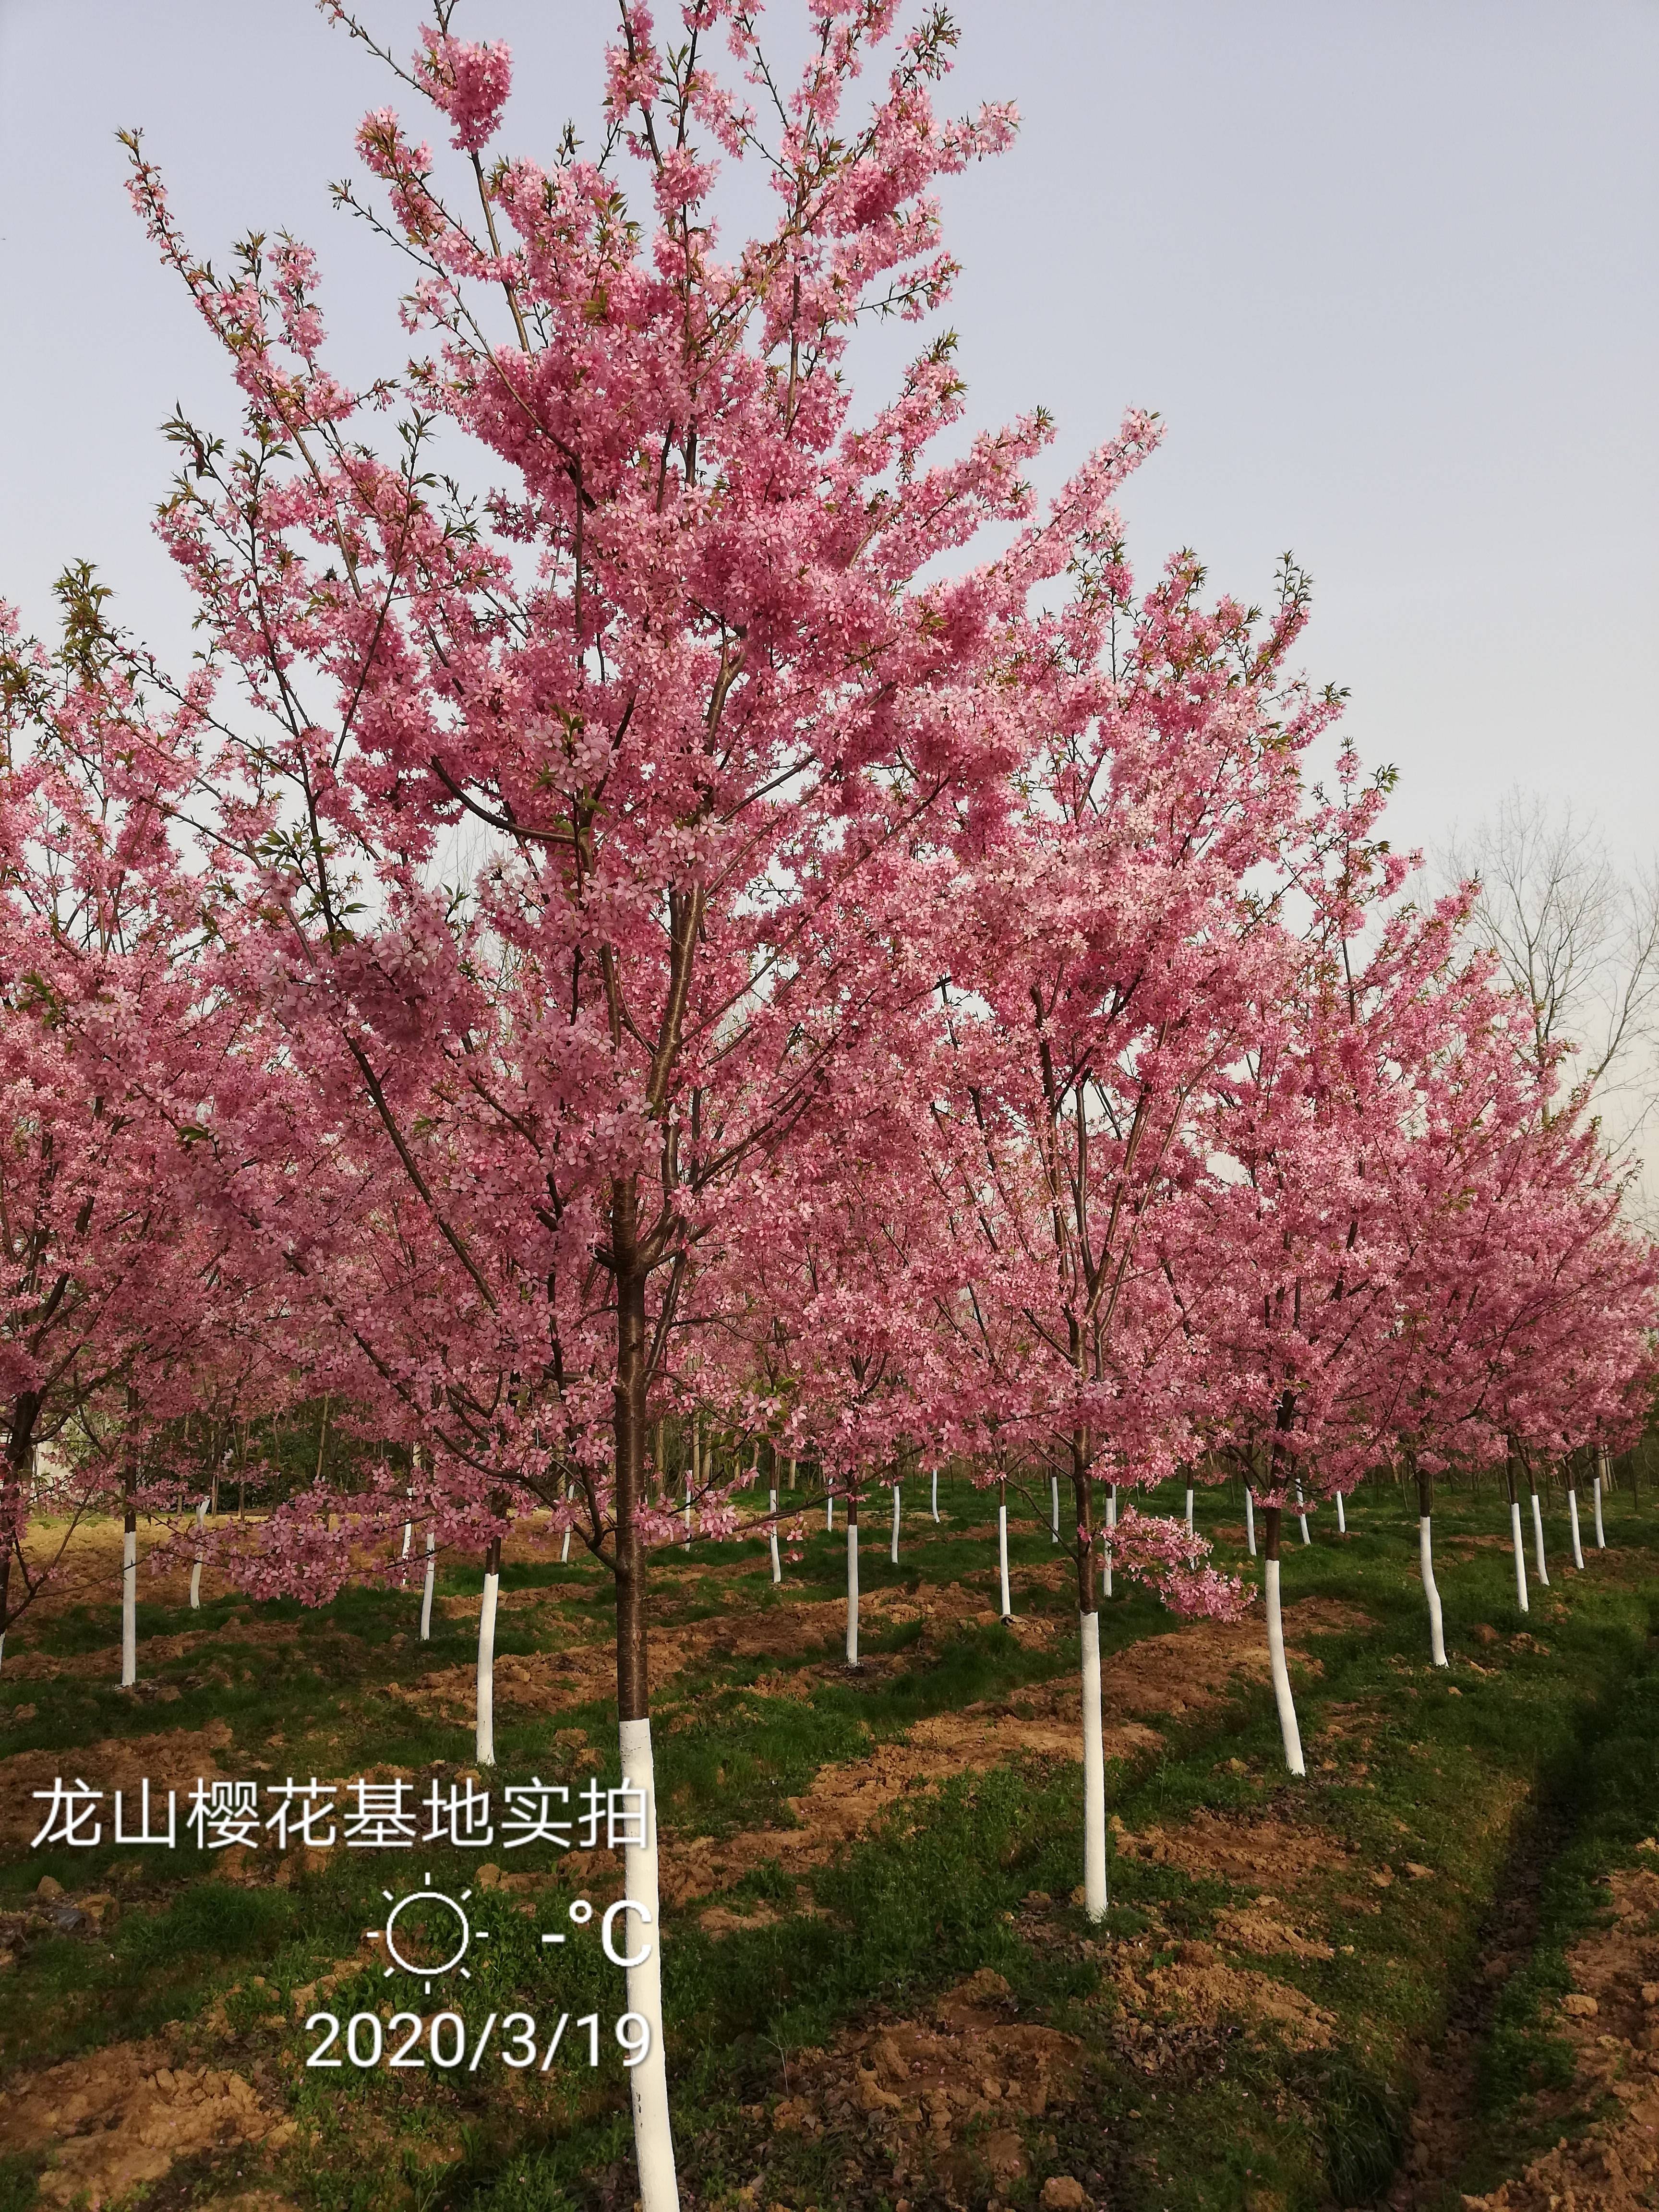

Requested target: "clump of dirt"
[
  {"left": 1213, "top": 1905, "right": 1335, "bottom": 1960},
  {"left": 1459, "top": 1861, "right": 1659, "bottom": 2212},
  {"left": 1110, "top": 1941, "right": 1336, "bottom": 2052},
  {"left": 1111, "top": 1805, "right": 1352, "bottom": 1890},
  {"left": 769, "top": 1967, "right": 1086, "bottom": 2199},
  {"left": 0, "top": 2038, "right": 295, "bottom": 2209}
]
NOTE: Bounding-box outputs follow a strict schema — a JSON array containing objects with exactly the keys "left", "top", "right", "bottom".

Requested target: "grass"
[{"left": 2, "top": 1473, "right": 1657, "bottom": 2211}]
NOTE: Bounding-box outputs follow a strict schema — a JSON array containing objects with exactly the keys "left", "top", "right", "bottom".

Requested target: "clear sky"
[{"left": 2, "top": 0, "right": 1655, "bottom": 868}]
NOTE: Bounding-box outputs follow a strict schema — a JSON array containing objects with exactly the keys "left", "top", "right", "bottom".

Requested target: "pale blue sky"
[{"left": 2, "top": 0, "right": 1655, "bottom": 866}]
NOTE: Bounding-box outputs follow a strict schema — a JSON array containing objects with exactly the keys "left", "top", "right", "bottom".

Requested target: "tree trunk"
[
  {"left": 1295, "top": 1479, "right": 1310, "bottom": 1545},
  {"left": 611, "top": 1199, "right": 679, "bottom": 2212},
  {"left": 1594, "top": 1447, "right": 1609, "bottom": 1547},
  {"left": 1103, "top": 1482, "right": 1116, "bottom": 1599},
  {"left": 1072, "top": 1443, "right": 1107, "bottom": 1921},
  {"left": 1184, "top": 1482, "right": 1194, "bottom": 1535},
  {"left": 1335, "top": 1491, "right": 1347, "bottom": 1536},
  {"left": 476, "top": 1533, "right": 501, "bottom": 1767},
  {"left": 121, "top": 1391, "right": 139, "bottom": 1690},
  {"left": 931, "top": 1467, "right": 939, "bottom": 1524},
  {"left": 826, "top": 1487, "right": 834, "bottom": 1532},
  {"left": 997, "top": 1476, "right": 1012, "bottom": 1619},
  {"left": 1262, "top": 1506, "right": 1305, "bottom": 1774},
  {"left": 401, "top": 1489, "right": 413, "bottom": 1560},
  {"left": 190, "top": 1497, "right": 207, "bottom": 1610},
  {"left": 1245, "top": 1486, "right": 1256, "bottom": 1556},
  {"left": 1050, "top": 1472, "right": 1059, "bottom": 1543},
  {"left": 1526, "top": 1458, "right": 1550, "bottom": 1587},
  {"left": 845, "top": 1480, "right": 860, "bottom": 1667},
  {"left": 1505, "top": 1449, "right": 1530, "bottom": 1612},
  {"left": 0, "top": 1391, "right": 42, "bottom": 1677},
  {"left": 1416, "top": 1468, "right": 1446, "bottom": 1668},
  {"left": 890, "top": 1479, "right": 901, "bottom": 1565},
  {"left": 769, "top": 1487, "right": 781, "bottom": 1584},
  {"left": 420, "top": 1526, "right": 436, "bottom": 1641},
  {"left": 1567, "top": 1456, "right": 1585, "bottom": 1571}
]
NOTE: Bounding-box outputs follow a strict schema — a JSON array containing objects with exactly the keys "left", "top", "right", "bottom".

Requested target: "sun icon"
[{"left": 365, "top": 1873, "right": 490, "bottom": 1994}]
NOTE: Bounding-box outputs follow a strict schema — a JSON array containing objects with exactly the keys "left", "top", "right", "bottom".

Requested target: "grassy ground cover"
[{"left": 1, "top": 1473, "right": 1656, "bottom": 2212}]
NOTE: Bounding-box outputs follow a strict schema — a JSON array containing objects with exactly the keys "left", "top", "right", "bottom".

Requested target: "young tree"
[{"left": 111, "top": 7, "right": 1159, "bottom": 2197}]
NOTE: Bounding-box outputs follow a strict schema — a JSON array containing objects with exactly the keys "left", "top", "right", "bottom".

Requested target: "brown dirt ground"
[
  {"left": 0, "top": 1722, "right": 234, "bottom": 1853},
  {"left": 1110, "top": 1936, "right": 1337, "bottom": 2052},
  {"left": 769, "top": 1966, "right": 1089, "bottom": 2200},
  {"left": 665, "top": 1599, "right": 1369, "bottom": 1910},
  {"left": 1457, "top": 1856, "right": 1659, "bottom": 2212},
  {"left": 0, "top": 2036, "right": 296, "bottom": 2209}
]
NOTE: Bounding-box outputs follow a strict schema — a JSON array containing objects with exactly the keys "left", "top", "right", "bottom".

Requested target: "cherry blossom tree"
[{"left": 106, "top": 5, "right": 1172, "bottom": 2196}]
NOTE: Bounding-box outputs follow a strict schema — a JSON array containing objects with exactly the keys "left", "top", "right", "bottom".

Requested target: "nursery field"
[{"left": 4, "top": 1479, "right": 1659, "bottom": 2212}]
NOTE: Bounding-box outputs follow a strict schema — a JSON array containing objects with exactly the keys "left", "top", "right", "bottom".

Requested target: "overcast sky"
[{"left": 1, "top": 0, "right": 1655, "bottom": 871}]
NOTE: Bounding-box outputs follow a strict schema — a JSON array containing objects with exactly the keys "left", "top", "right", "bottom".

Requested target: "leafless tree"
[{"left": 1444, "top": 790, "right": 1659, "bottom": 1166}]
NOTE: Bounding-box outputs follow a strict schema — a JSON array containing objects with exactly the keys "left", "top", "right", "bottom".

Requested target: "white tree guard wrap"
[
  {"left": 1264, "top": 1558, "right": 1305, "bottom": 1775},
  {"left": 190, "top": 1497, "right": 207, "bottom": 1611},
  {"left": 1079, "top": 1608, "right": 1108, "bottom": 1922},
  {"left": 1419, "top": 1515, "right": 1447, "bottom": 1667},
  {"left": 476, "top": 1570, "right": 499, "bottom": 1767},
  {"left": 845, "top": 1509, "right": 860, "bottom": 1666},
  {"left": 121, "top": 1528, "right": 138, "bottom": 1688},
  {"left": 1510, "top": 1500, "right": 1530, "bottom": 1611},
  {"left": 617, "top": 1717, "right": 680, "bottom": 2212}
]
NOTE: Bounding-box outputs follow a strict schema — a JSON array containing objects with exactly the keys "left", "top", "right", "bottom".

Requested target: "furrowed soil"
[{"left": 2, "top": 1478, "right": 1658, "bottom": 2212}]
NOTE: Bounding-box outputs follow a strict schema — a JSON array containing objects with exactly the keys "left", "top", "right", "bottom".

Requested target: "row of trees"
[{"left": 2, "top": 6, "right": 1652, "bottom": 2203}]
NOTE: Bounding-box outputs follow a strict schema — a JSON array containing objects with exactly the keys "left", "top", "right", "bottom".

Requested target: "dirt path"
[{"left": 1386, "top": 1810, "right": 1659, "bottom": 2212}]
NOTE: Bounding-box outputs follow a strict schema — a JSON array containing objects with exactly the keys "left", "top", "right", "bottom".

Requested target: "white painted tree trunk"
[
  {"left": 561, "top": 1520, "right": 572, "bottom": 1564},
  {"left": 420, "top": 1528, "right": 435, "bottom": 1641},
  {"left": 121, "top": 1527, "right": 137, "bottom": 1687},
  {"left": 1245, "top": 1488, "right": 1256, "bottom": 1556},
  {"left": 930, "top": 1467, "right": 938, "bottom": 1523},
  {"left": 401, "top": 1491, "right": 413, "bottom": 1559},
  {"left": 998, "top": 1484, "right": 1012, "bottom": 1619},
  {"left": 1104, "top": 1483, "right": 1116, "bottom": 1599},
  {"left": 683, "top": 1475, "right": 692, "bottom": 1551},
  {"left": 476, "top": 1567, "right": 499, "bottom": 1767},
  {"left": 1264, "top": 1557, "right": 1305, "bottom": 1775},
  {"left": 1295, "top": 1481, "right": 1310, "bottom": 1545},
  {"left": 769, "top": 1489, "right": 781, "bottom": 1583},
  {"left": 1050, "top": 1473, "right": 1059, "bottom": 1542},
  {"left": 826, "top": 1491, "right": 834, "bottom": 1531},
  {"left": 1529, "top": 1490, "right": 1550, "bottom": 1586},
  {"left": 1594, "top": 1456, "right": 1608, "bottom": 1547},
  {"left": 1419, "top": 1514, "right": 1447, "bottom": 1667},
  {"left": 1509, "top": 1500, "right": 1529, "bottom": 1611},
  {"left": 1335, "top": 1491, "right": 1347, "bottom": 1536},
  {"left": 189, "top": 1497, "right": 207, "bottom": 1610},
  {"left": 1184, "top": 1485, "right": 1194, "bottom": 1535},
  {"left": 1568, "top": 1488, "right": 1585, "bottom": 1570},
  {"left": 616, "top": 1715, "right": 679, "bottom": 2212},
  {"left": 890, "top": 1482, "right": 901, "bottom": 1564},
  {"left": 1079, "top": 1609, "right": 1108, "bottom": 1922},
  {"left": 845, "top": 1502, "right": 859, "bottom": 1667}
]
